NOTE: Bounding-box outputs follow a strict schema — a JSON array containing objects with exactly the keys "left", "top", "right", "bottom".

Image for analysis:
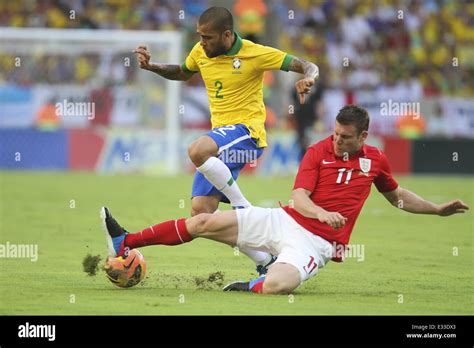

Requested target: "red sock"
[
  {"left": 125, "top": 218, "right": 192, "bottom": 250},
  {"left": 249, "top": 276, "right": 265, "bottom": 293},
  {"left": 251, "top": 281, "right": 264, "bottom": 293}
]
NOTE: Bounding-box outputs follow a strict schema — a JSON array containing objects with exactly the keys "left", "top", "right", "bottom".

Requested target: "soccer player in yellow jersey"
[{"left": 133, "top": 7, "right": 319, "bottom": 275}]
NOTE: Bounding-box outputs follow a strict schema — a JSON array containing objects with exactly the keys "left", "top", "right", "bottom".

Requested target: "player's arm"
[
  {"left": 382, "top": 187, "right": 469, "bottom": 216},
  {"left": 288, "top": 56, "right": 319, "bottom": 104},
  {"left": 291, "top": 188, "right": 347, "bottom": 230},
  {"left": 133, "top": 45, "right": 192, "bottom": 81}
]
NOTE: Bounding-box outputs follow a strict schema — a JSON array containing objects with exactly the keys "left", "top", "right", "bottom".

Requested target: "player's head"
[
  {"left": 197, "top": 7, "right": 234, "bottom": 58},
  {"left": 333, "top": 105, "right": 369, "bottom": 157}
]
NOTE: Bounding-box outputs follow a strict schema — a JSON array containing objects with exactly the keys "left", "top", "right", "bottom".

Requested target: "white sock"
[
  {"left": 240, "top": 248, "right": 273, "bottom": 266},
  {"left": 212, "top": 210, "right": 272, "bottom": 266},
  {"left": 198, "top": 156, "right": 251, "bottom": 208}
]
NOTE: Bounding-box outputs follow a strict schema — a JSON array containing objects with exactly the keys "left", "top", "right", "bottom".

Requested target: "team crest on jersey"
[
  {"left": 359, "top": 158, "right": 371, "bottom": 173},
  {"left": 232, "top": 57, "right": 241, "bottom": 69}
]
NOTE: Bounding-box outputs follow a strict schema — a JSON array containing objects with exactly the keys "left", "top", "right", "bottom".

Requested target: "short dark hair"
[
  {"left": 198, "top": 7, "right": 233, "bottom": 33},
  {"left": 336, "top": 105, "right": 370, "bottom": 134}
]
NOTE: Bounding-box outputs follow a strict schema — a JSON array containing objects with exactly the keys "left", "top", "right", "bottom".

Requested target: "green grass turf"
[{"left": 0, "top": 171, "right": 472, "bottom": 315}]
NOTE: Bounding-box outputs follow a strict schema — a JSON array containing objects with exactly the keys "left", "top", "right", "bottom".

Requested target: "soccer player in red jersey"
[{"left": 101, "top": 105, "right": 469, "bottom": 294}]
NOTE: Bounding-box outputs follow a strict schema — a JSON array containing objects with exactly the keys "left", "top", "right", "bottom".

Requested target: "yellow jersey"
[{"left": 182, "top": 33, "right": 293, "bottom": 147}]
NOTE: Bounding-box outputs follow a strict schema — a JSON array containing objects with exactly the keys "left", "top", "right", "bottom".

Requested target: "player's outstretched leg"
[
  {"left": 223, "top": 262, "right": 301, "bottom": 294},
  {"left": 100, "top": 207, "right": 239, "bottom": 257},
  {"left": 101, "top": 206, "right": 194, "bottom": 257}
]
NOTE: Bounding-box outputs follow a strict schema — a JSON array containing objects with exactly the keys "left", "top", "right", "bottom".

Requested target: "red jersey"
[{"left": 282, "top": 135, "right": 398, "bottom": 245}]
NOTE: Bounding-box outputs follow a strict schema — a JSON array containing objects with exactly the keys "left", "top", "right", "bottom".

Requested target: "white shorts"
[{"left": 236, "top": 207, "right": 333, "bottom": 283}]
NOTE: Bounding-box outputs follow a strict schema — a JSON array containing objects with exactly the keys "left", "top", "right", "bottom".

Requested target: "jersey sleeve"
[
  {"left": 373, "top": 151, "right": 399, "bottom": 193},
  {"left": 255, "top": 45, "right": 293, "bottom": 72},
  {"left": 292, "top": 147, "right": 320, "bottom": 192},
  {"left": 181, "top": 43, "right": 200, "bottom": 74}
]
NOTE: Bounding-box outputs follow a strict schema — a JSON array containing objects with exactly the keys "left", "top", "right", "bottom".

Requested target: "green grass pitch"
[{"left": 0, "top": 171, "right": 472, "bottom": 315}]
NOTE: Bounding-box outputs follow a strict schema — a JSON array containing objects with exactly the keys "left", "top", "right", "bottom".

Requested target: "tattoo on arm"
[
  {"left": 288, "top": 57, "right": 319, "bottom": 80},
  {"left": 147, "top": 63, "right": 191, "bottom": 81}
]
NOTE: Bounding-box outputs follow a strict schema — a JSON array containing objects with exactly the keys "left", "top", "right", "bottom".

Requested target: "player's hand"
[
  {"left": 133, "top": 45, "right": 152, "bottom": 70},
  {"left": 437, "top": 200, "right": 469, "bottom": 216},
  {"left": 317, "top": 211, "right": 348, "bottom": 230},
  {"left": 295, "top": 77, "right": 314, "bottom": 104}
]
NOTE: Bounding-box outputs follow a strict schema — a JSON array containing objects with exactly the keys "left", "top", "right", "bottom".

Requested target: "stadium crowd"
[
  {"left": 0, "top": 0, "right": 472, "bottom": 135},
  {"left": 1, "top": 0, "right": 472, "bottom": 95},
  {"left": 277, "top": 0, "right": 473, "bottom": 97}
]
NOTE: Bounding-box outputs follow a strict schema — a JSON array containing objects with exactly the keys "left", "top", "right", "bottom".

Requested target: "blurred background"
[{"left": 0, "top": 0, "right": 473, "bottom": 176}]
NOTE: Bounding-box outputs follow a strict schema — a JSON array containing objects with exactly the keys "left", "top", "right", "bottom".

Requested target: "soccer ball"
[{"left": 104, "top": 249, "right": 146, "bottom": 288}]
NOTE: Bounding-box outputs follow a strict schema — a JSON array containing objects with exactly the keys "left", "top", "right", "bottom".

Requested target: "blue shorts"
[{"left": 191, "top": 124, "right": 264, "bottom": 204}]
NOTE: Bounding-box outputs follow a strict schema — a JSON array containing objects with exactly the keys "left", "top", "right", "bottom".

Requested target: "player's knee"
[
  {"left": 190, "top": 207, "right": 200, "bottom": 217},
  {"left": 187, "top": 141, "right": 201, "bottom": 165},
  {"left": 187, "top": 137, "right": 217, "bottom": 167},
  {"left": 191, "top": 202, "right": 216, "bottom": 216}
]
